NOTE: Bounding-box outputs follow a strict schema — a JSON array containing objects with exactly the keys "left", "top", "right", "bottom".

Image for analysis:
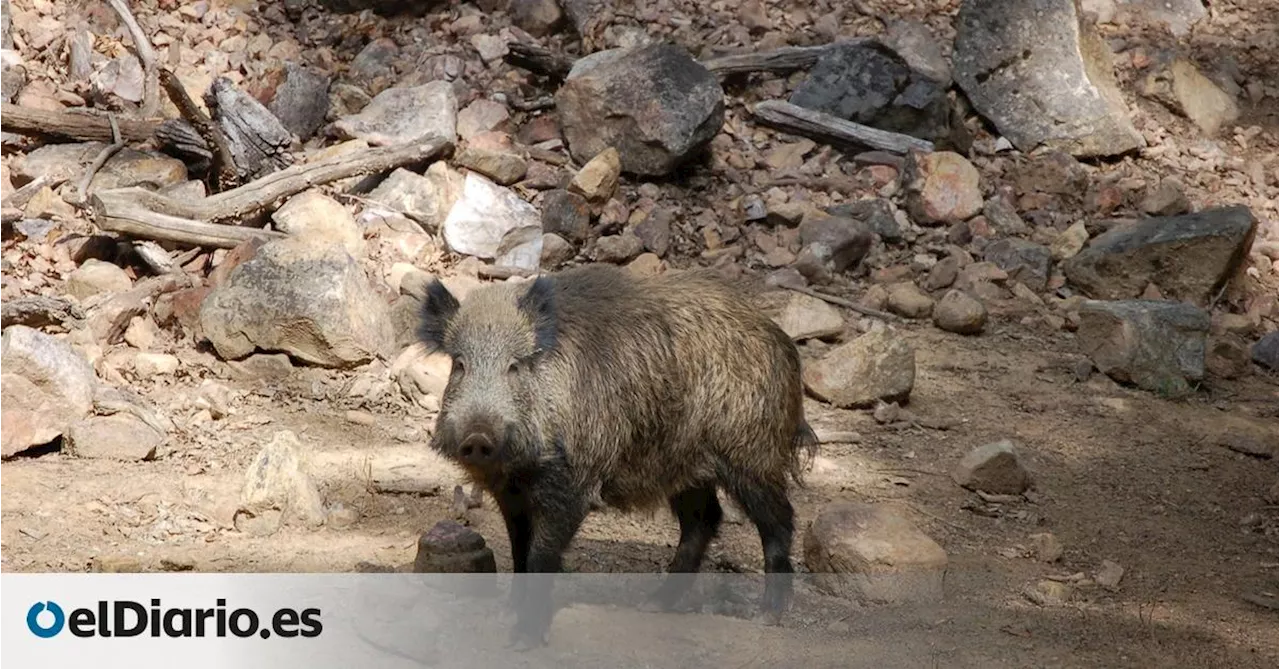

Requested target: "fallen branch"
[
  {"left": 73, "top": 114, "right": 125, "bottom": 205},
  {"left": 780, "top": 283, "right": 901, "bottom": 321},
  {"left": 93, "top": 203, "right": 286, "bottom": 248},
  {"left": 160, "top": 68, "right": 237, "bottom": 191},
  {"left": 0, "top": 103, "right": 161, "bottom": 142},
  {"left": 503, "top": 42, "right": 574, "bottom": 82},
  {"left": 104, "top": 0, "right": 159, "bottom": 117},
  {"left": 751, "top": 100, "right": 934, "bottom": 155},
  {"left": 702, "top": 40, "right": 870, "bottom": 78},
  {"left": 0, "top": 175, "right": 60, "bottom": 210},
  {"left": 92, "top": 135, "right": 452, "bottom": 225}
]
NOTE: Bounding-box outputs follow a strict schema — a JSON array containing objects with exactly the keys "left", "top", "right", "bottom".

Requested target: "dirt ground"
[{"left": 3, "top": 311, "right": 1277, "bottom": 668}]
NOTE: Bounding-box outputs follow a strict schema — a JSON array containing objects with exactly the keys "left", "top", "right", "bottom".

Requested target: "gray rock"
[
  {"left": 634, "top": 207, "right": 672, "bottom": 257},
  {"left": 66, "top": 259, "right": 132, "bottom": 300},
  {"left": 267, "top": 62, "right": 331, "bottom": 141},
  {"left": 887, "top": 282, "right": 935, "bottom": 319},
  {"left": 790, "top": 40, "right": 951, "bottom": 142},
  {"left": 825, "top": 198, "right": 902, "bottom": 243},
  {"left": 453, "top": 146, "right": 528, "bottom": 185},
  {"left": 952, "top": 439, "right": 1031, "bottom": 494},
  {"left": 804, "top": 502, "right": 948, "bottom": 604},
  {"left": 1062, "top": 205, "right": 1257, "bottom": 305},
  {"left": 540, "top": 189, "right": 592, "bottom": 243},
  {"left": 271, "top": 190, "right": 365, "bottom": 257},
  {"left": 556, "top": 44, "right": 724, "bottom": 176},
  {"left": 982, "top": 196, "right": 1029, "bottom": 236},
  {"left": 952, "top": 0, "right": 1145, "bottom": 157},
  {"left": 1076, "top": 299, "right": 1210, "bottom": 397},
  {"left": 983, "top": 238, "right": 1052, "bottom": 292},
  {"left": 494, "top": 225, "right": 543, "bottom": 272},
  {"left": 511, "top": 0, "right": 564, "bottom": 37},
  {"left": 540, "top": 232, "right": 575, "bottom": 267},
  {"left": 455, "top": 99, "right": 510, "bottom": 141},
  {"left": 803, "top": 326, "right": 915, "bottom": 408},
  {"left": 594, "top": 233, "right": 644, "bottom": 263},
  {"left": 1252, "top": 331, "right": 1278, "bottom": 371},
  {"left": 64, "top": 414, "right": 163, "bottom": 461},
  {"left": 933, "top": 289, "right": 987, "bottom": 335},
  {"left": 442, "top": 172, "right": 541, "bottom": 261},
  {"left": 1, "top": 0, "right": 11, "bottom": 49},
  {"left": 234, "top": 430, "right": 326, "bottom": 536},
  {"left": 0, "top": 325, "right": 97, "bottom": 456},
  {"left": 334, "top": 81, "right": 457, "bottom": 146},
  {"left": 349, "top": 37, "right": 399, "bottom": 82},
  {"left": 15, "top": 142, "right": 186, "bottom": 190},
  {"left": 1142, "top": 56, "right": 1238, "bottom": 135},
  {"left": 199, "top": 237, "right": 396, "bottom": 368},
  {"left": 924, "top": 255, "right": 960, "bottom": 290},
  {"left": 415, "top": 520, "right": 497, "bottom": 573},
  {"left": 883, "top": 19, "right": 951, "bottom": 84},
  {"left": 798, "top": 215, "right": 875, "bottom": 274},
  {"left": 1139, "top": 178, "right": 1190, "bottom": 216},
  {"left": 775, "top": 293, "right": 844, "bottom": 341},
  {"left": 366, "top": 164, "right": 463, "bottom": 233}
]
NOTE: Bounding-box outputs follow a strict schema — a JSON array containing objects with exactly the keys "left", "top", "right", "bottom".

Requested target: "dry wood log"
[
  {"left": 92, "top": 135, "right": 452, "bottom": 226},
  {"left": 0, "top": 103, "right": 162, "bottom": 142},
  {"left": 160, "top": 68, "right": 237, "bottom": 191},
  {"left": 205, "top": 77, "right": 294, "bottom": 182},
  {"left": 702, "top": 40, "right": 871, "bottom": 77},
  {"left": 779, "top": 283, "right": 901, "bottom": 322},
  {"left": 751, "top": 100, "right": 935, "bottom": 155},
  {"left": 93, "top": 203, "right": 287, "bottom": 248},
  {"left": 104, "top": 0, "right": 160, "bottom": 117}
]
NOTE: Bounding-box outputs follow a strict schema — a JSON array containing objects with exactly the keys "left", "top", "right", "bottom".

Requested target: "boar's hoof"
[{"left": 505, "top": 624, "right": 549, "bottom": 652}]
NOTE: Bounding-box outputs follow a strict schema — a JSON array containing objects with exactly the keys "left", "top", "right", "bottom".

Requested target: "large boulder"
[
  {"left": 199, "top": 238, "right": 396, "bottom": 368},
  {"left": 952, "top": 0, "right": 1145, "bottom": 157},
  {"left": 1076, "top": 299, "right": 1210, "bottom": 397},
  {"left": 0, "top": 325, "right": 97, "bottom": 456},
  {"left": 1062, "top": 206, "right": 1257, "bottom": 305},
  {"left": 556, "top": 44, "right": 724, "bottom": 176},
  {"left": 804, "top": 502, "right": 948, "bottom": 604},
  {"left": 802, "top": 326, "right": 915, "bottom": 409}
]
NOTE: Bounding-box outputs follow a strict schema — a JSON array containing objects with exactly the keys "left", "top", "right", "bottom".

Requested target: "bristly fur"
[
  {"left": 516, "top": 276, "right": 558, "bottom": 357},
  {"left": 418, "top": 279, "right": 460, "bottom": 351}
]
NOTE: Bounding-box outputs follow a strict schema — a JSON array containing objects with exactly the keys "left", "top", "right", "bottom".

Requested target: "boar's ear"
[
  {"left": 418, "top": 280, "right": 460, "bottom": 350},
  {"left": 517, "top": 276, "right": 557, "bottom": 355}
]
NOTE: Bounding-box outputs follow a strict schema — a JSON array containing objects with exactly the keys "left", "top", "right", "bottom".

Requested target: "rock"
[
  {"left": 227, "top": 353, "right": 295, "bottom": 382},
  {"left": 456, "top": 99, "right": 510, "bottom": 141},
  {"left": 540, "top": 232, "right": 574, "bottom": 267},
  {"left": 333, "top": 81, "right": 457, "bottom": 146},
  {"left": 952, "top": 0, "right": 1145, "bottom": 157},
  {"left": 414, "top": 520, "right": 497, "bottom": 573},
  {"left": 1062, "top": 206, "right": 1257, "bottom": 305},
  {"left": 568, "top": 147, "right": 621, "bottom": 203},
  {"left": 797, "top": 215, "right": 875, "bottom": 274},
  {"left": 876, "top": 28, "right": 941, "bottom": 86},
  {"left": 511, "top": 0, "right": 563, "bottom": 37},
  {"left": 825, "top": 198, "right": 902, "bottom": 244},
  {"left": 953, "top": 439, "right": 1031, "bottom": 494},
  {"left": 1120, "top": 0, "right": 1205, "bottom": 37},
  {"left": 234, "top": 430, "right": 326, "bottom": 536},
  {"left": 122, "top": 315, "right": 157, "bottom": 351},
  {"left": 540, "top": 189, "right": 592, "bottom": 243},
  {"left": 453, "top": 146, "right": 527, "bottom": 185},
  {"left": 0, "top": 325, "right": 97, "bottom": 456},
  {"left": 1095, "top": 559, "right": 1124, "bottom": 590},
  {"left": 470, "top": 34, "right": 508, "bottom": 65},
  {"left": 776, "top": 293, "right": 844, "bottom": 341},
  {"left": 493, "top": 226, "right": 543, "bottom": 272},
  {"left": 924, "top": 255, "right": 960, "bottom": 290},
  {"left": 1076, "top": 299, "right": 1210, "bottom": 397},
  {"left": 1219, "top": 433, "right": 1275, "bottom": 459},
  {"left": 804, "top": 502, "right": 948, "bottom": 604},
  {"left": 1050, "top": 220, "right": 1090, "bottom": 261},
  {"left": 1014, "top": 151, "right": 1089, "bottom": 198},
  {"left": 1024, "top": 579, "right": 1074, "bottom": 606},
  {"left": 66, "top": 259, "right": 132, "bottom": 300},
  {"left": 982, "top": 196, "right": 1029, "bottom": 236},
  {"left": 983, "top": 239, "right": 1052, "bottom": 292},
  {"left": 200, "top": 237, "right": 395, "bottom": 368},
  {"left": 1143, "top": 57, "right": 1236, "bottom": 136},
  {"left": 933, "top": 290, "right": 987, "bottom": 335},
  {"left": 272, "top": 190, "right": 365, "bottom": 257},
  {"left": 594, "top": 233, "right": 644, "bottom": 263},
  {"left": 349, "top": 37, "right": 398, "bottom": 81},
  {"left": 556, "top": 44, "right": 724, "bottom": 176},
  {"left": 1139, "top": 178, "right": 1190, "bottom": 216},
  {"left": 64, "top": 414, "right": 162, "bottom": 461},
  {"left": 634, "top": 207, "right": 672, "bottom": 257},
  {"left": 803, "top": 327, "right": 915, "bottom": 409},
  {"left": 789, "top": 40, "right": 951, "bottom": 142},
  {"left": 1252, "top": 331, "right": 1278, "bottom": 371},
  {"left": 1029, "top": 533, "right": 1063, "bottom": 563},
  {"left": 134, "top": 352, "right": 180, "bottom": 378},
  {"left": 266, "top": 62, "right": 331, "bottom": 141},
  {"left": 902, "top": 151, "right": 983, "bottom": 225},
  {"left": 627, "top": 253, "right": 664, "bottom": 277},
  {"left": 442, "top": 171, "right": 541, "bottom": 261},
  {"left": 367, "top": 163, "right": 464, "bottom": 232},
  {"left": 887, "top": 282, "right": 935, "bottom": 319},
  {"left": 1205, "top": 337, "right": 1251, "bottom": 379},
  {"left": 393, "top": 344, "right": 450, "bottom": 410}
]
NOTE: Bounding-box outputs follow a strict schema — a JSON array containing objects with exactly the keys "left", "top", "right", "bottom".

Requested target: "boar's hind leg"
[
  {"left": 724, "top": 476, "right": 795, "bottom": 622},
  {"left": 643, "top": 486, "right": 723, "bottom": 612},
  {"left": 505, "top": 471, "right": 589, "bottom": 650}
]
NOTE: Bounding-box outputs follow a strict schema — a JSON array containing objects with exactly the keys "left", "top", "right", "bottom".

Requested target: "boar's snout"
[{"left": 458, "top": 430, "right": 498, "bottom": 467}]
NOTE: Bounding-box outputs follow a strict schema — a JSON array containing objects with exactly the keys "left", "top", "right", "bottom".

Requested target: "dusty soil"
[{"left": 3, "top": 316, "right": 1277, "bottom": 668}]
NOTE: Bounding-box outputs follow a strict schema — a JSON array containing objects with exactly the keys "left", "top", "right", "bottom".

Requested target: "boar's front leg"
[{"left": 502, "top": 465, "right": 588, "bottom": 651}]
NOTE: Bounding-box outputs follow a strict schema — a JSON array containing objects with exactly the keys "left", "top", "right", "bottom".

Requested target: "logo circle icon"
[{"left": 27, "top": 602, "right": 65, "bottom": 638}]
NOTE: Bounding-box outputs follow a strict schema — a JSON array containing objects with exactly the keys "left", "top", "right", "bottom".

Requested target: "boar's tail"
[{"left": 789, "top": 419, "right": 820, "bottom": 488}]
